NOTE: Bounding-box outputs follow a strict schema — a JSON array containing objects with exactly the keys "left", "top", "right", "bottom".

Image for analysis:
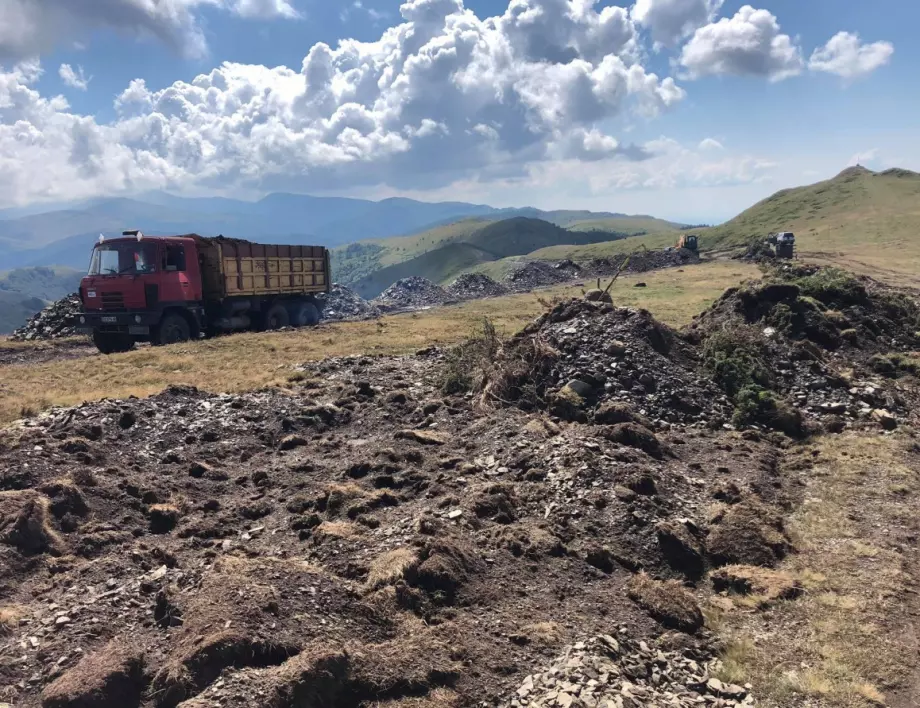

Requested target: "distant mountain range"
[{"left": 0, "top": 190, "right": 666, "bottom": 271}]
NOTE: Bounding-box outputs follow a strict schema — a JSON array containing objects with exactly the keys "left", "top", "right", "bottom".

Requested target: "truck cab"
[{"left": 77, "top": 233, "right": 206, "bottom": 353}]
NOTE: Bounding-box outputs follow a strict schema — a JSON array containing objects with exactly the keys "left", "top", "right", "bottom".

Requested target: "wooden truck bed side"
[{"left": 195, "top": 237, "right": 330, "bottom": 299}]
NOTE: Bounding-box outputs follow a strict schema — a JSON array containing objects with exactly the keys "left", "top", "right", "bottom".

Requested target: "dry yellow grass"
[
  {"left": 713, "top": 434, "right": 920, "bottom": 707},
  {"left": 365, "top": 548, "right": 419, "bottom": 590},
  {"left": 0, "top": 261, "right": 758, "bottom": 425}
]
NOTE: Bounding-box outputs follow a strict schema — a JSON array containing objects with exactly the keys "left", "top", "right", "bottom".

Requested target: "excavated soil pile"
[
  {"left": 318, "top": 284, "right": 381, "bottom": 321},
  {"left": 373, "top": 277, "right": 453, "bottom": 310},
  {"left": 580, "top": 249, "right": 700, "bottom": 279},
  {"left": 0, "top": 343, "right": 796, "bottom": 707},
  {"left": 483, "top": 298, "right": 733, "bottom": 427},
  {"left": 684, "top": 266, "right": 920, "bottom": 431},
  {"left": 503, "top": 262, "right": 571, "bottom": 291},
  {"left": 10, "top": 294, "right": 83, "bottom": 342},
  {"left": 445, "top": 273, "right": 509, "bottom": 300}
]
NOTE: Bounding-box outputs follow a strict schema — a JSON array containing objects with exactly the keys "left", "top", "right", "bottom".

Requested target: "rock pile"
[
  {"left": 10, "top": 294, "right": 83, "bottom": 341},
  {"left": 318, "top": 283, "right": 380, "bottom": 321},
  {"left": 373, "top": 276, "right": 452, "bottom": 310},
  {"left": 504, "top": 632, "right": 752, "bottom": 708},
  {"left": 445, "top": 273, "right": 509, "bottom": 300},
  {"left": 486, "top": 298, "right": 732, "bottom": 426},
  {"left": 504, "top": 261, "right": 571, "bottom": 291}
]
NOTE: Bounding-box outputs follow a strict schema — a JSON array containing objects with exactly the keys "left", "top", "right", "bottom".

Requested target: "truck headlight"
[
  {"left": 79, "top": 316, "right": 86, "bottom": 324},
  {"left": 135, "top": 315, "right": 142, "bottom": 324}
]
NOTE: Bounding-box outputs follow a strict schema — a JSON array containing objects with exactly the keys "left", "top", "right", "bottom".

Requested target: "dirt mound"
[
  {"left": 0, "top": 346, "right": 794, "bottom": 706},
  {"left": 319, "top": 284, "right": 380, "bottom": 321},
  {"left": 707, "top": 500, "right": 792, "bottom": 568},
  {"left": 41, "top": 641, "right": 145, "bottom": 708},
  {"left": 685, "top": 266, "right": 920, "bottom": 430},
  {"left": 10, "top": 294, "right": 82, "bottom": 341},
  {"left": 481, "top": 298, "right": 732, "bottom": 426},
  {"left": 445, "top": 273, "right": 508, "bottom": 300},
  {"left": 373, "top": 277, "right": 452, "bottom": 310}
]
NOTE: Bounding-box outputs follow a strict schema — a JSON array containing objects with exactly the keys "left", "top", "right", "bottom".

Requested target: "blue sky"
[{"left": 0, "top": 0, "right": 913, "bottom": 222}]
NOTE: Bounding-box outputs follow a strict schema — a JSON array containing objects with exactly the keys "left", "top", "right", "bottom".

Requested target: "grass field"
[
  {"left": 714, "top": 433, "right": 920, "bottom": 707},
  {"left": 0, "top": 261, "right": 759, "bottom": 425}
]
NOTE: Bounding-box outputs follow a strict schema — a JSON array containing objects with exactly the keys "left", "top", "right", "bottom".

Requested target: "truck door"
[{"left": 159, "top": 243, "right": 194, "bottom": 303}]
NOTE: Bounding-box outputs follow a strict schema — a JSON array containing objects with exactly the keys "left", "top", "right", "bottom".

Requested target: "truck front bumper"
[{"left": 73, "top": 311, "right": 159, "bottom": 336}]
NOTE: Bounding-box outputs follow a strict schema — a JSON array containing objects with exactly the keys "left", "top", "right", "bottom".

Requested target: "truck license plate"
[{"left": 101, "top": 316, "right": 117, "bottom": 324}]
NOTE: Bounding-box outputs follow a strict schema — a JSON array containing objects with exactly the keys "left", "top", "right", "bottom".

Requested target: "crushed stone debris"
[{"left": 10, "top": 294, "right": 82, "bottom": 341}]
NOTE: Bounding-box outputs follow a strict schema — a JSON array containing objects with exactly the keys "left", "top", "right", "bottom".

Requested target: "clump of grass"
[
  {"left": 869, "top": 352, "right": 920, "bottom": 378},
  {"left": 792, "top": 267, "right": 867, "bottom": 306},
  {"left": 439, "top": 317, "right": 502, "bottom": 395}
]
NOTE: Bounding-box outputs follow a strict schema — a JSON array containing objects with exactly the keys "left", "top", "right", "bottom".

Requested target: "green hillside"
[
  {"left": 351, "top": 243, "right": 496, "bottom": 299},
  {"left": 350, "top": 217, "right": 635, "bottom": 297},
  {"left": 332, "top": 210, "right": 679, "bottom": 287},
  {"left": 688, "top": 167, "right": 920, "bottom": 274}
]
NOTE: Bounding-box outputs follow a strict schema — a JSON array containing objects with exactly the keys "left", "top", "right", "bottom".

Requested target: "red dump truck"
[{"left": 75, "top": 231, "right": 330, "bottom": 353}]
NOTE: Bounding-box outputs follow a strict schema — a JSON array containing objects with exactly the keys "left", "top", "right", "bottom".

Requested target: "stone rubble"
[
  {"left": 9, "top": 294, "right": 83, "bottom": 341},
  {"left": 317, "top": 283, "right": 381, "bottom": 321},
  {"left": 503, "top": 632, "right": 753, "bottom": 708},
  {"left": 372, "top": 276, "right": 454, "bottom": 310},
  {"left": 446, "top": 273, "right": 509, "bottom": 300}
]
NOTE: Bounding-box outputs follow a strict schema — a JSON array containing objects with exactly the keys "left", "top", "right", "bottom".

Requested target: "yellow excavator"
[{"left": 677, "top": 234, "right": 699, "bottom": 253}]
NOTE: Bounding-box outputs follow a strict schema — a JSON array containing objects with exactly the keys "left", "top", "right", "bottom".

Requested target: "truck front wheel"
[
  {"left": 92, "top": 331, "right": 135, "bottom": 355},
  {"left": 154, "top": 313, "right": 191, "bottom": 346}
]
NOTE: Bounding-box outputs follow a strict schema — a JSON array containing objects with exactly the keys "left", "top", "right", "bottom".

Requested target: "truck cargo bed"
[{"left": 198, "top": 237, "right": 330, "bottom": 299}]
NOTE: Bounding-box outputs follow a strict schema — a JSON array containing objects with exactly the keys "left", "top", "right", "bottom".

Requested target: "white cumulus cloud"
[
  {"left": 0, "top": 0, "right": 691, "bottom": 207},
  {"left": 0, "top": 0, "right": 300, "bottom": 62},
  {"left": 809, "top": 32, "right": 893, "bottom": 80},
  {"left": 679, "top": 5, "right": 803, "bottom": 82},
  {"left": 632, "top": 0, "right": 723, "bottom": 48},
  {"left": 698, "top": 137, "right": 723, "bottom": 151},
  {"left": 59, "top": 63, "right": 90, "bottom": 91}
]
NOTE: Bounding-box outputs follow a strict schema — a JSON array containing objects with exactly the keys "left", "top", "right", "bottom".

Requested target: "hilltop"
[{"left": 688, "top": 166, "right": 920, "bottom": 281}]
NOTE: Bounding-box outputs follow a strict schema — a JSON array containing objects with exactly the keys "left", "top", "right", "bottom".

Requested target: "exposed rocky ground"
[
  {"left": 9, "top": 295, "right": 82, "bottom": 342},
  {"left": 373, "top": 277, "right": 455, "bottom": 311},
  {"left": 446, "top": 274, "right": 509, "bottom": 301},
  {"left": 319, "top": 284, "right": 382, "bottom": 321},
  {"left": 1, "top": 266, "right": 917, "bottom": 708},
  {"left": 503, "top": 261, "right": 573, "bottom": 291}
]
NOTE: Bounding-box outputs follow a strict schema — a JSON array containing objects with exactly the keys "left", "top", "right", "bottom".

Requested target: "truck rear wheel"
[
  {"left": 92, "top": 332, "right": 135, "bottom": 355},
  {"left": 289, "top": 300, "right": 320, "bottom": 327},
  {"left": 263, "top": 303, "right": 290, "bottom": 330},
  {"left": 154, "top": 313, "right": 191, "bottom": 346}
]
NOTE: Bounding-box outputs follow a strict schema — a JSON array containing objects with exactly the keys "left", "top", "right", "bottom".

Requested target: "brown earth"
[{"left": 0, "top": 266, "right": 918, "bottom": 708}]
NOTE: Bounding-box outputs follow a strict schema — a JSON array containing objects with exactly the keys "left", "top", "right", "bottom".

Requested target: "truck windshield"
[{"left": 88, "top": 242, "right": 158, "bottom": 276}]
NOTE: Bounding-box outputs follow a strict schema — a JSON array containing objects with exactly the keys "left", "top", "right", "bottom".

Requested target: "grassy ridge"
[{"left": 332, "top": 212, "right": 682, "bottom": 288}]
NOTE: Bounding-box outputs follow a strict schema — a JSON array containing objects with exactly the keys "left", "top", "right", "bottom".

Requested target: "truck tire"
[
  {"left": 154, "top": 313, "right": 192, "bottom": 346},
  {"left": 263, "top": 303, "right": 290, "bottom": 330},
  {"left": 92, "top": 332, "right": 135, "bottom": 355},
  {"left": 289, "top": 300, "right": 320, "bottom": 327}
]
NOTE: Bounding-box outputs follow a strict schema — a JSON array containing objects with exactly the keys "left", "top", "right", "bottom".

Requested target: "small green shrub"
[
  {"left": 702, "top": 329, "right": 771, "bottom": 398},
  {"left": 733, "top": 386, "right": 804, "bottom": 438}
]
